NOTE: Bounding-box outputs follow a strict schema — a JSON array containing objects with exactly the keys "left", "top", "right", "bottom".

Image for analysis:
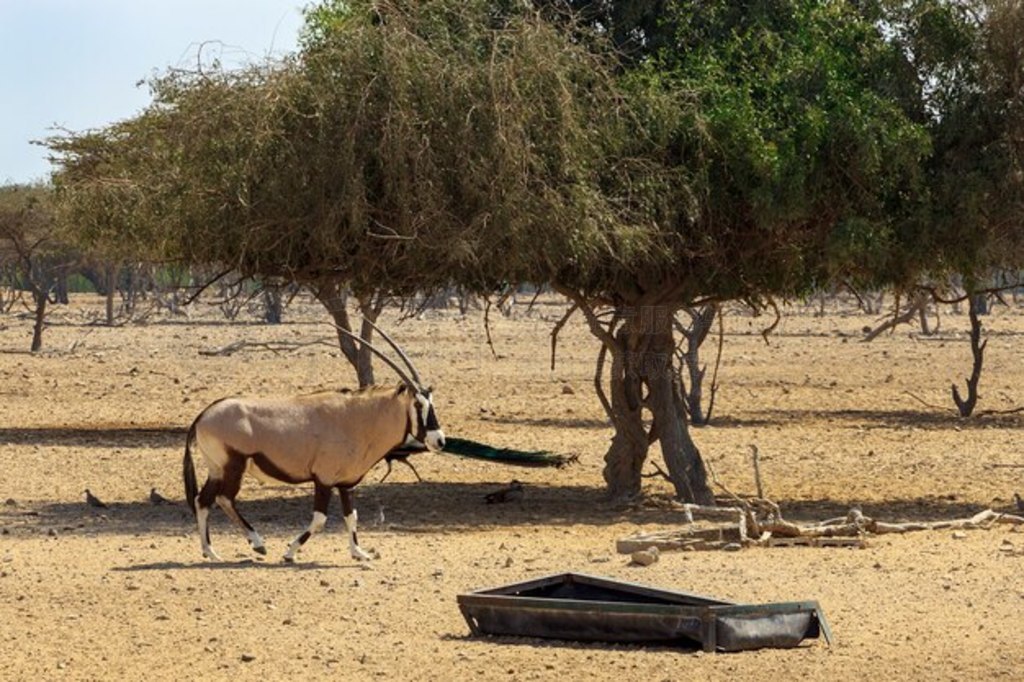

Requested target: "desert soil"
[{"left": 1, "top": 293, "right": 1023, "bottom": 681}]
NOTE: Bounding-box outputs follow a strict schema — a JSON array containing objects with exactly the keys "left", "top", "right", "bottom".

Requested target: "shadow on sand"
[
  {"left": 3, "top": 479, "right": 1004, "bottom": 540},
  {"left": 709, "top": 408, "right": 1024, "bottom": 430},
  {"left": 484, "top": 408, "right": 1024, "bottom": 431},
  {"left": 0, "top": 425, "right": 183, "bottom": 449},
  {"left": 110, "top": 559, "right": 345, "bottom": 572}
]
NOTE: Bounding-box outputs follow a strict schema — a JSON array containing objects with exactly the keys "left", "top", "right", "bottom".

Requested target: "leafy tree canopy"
[
  {"left": 50, "top": 0, "right": 1022, "bottom": 305},
  {"left": 884, "top": 0, "right": 1024, "bottom": 282},
  {"left": 54, "top": 1, "right": 628, "bottom": 300}
]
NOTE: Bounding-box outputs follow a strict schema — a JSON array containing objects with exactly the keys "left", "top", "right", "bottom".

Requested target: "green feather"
[
  {"left": 442, "top": 437, "right": 573, "bottom": 467},
  {"left": 390, "top": 437, "right": 575, "bottom": 468}
]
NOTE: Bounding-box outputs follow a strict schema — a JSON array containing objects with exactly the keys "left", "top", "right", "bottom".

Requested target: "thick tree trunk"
[
  {"left": 316, "top": 282, "right": 376, "bottom": 387},
  {"left": 917, "top": 296, "right": 939, "bottom": 335},
  {"left": 315, "top": 283, "right": 389, "bottom": 388},
  {"left": 603, "top": 331, "right": 648, "bottom": 499},
  {"left": 355, "top": 294, "right": 386, "bottom": 386},
  {"left": 55, "top": 268, "right": 69, "bottom": 305},
  {"left": 263, "top": 286, "right": 283, "bottom": 324},
  {"left": 970, "top": 292, "right": 988, "bottom": 315},
  {"left": 600, "top": 303, "right": 715, "bottom": 504},
  {"left": 645, "top": 319, "right": 715, "bottom": 504}
]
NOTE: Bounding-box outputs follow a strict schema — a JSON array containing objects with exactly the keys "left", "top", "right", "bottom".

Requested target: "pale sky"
[{"left": 0, "top": 1, "right": 305, "bottom": 184}]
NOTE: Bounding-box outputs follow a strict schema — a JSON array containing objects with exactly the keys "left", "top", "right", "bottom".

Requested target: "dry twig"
[{"left": 199, "top": 338, "right": 335, "bottom": 357}]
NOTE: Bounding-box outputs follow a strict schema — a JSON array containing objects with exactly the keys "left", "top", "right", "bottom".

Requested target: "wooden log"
[
  {"left": 680, "top": 504, "right": 747, "bottom": 522},
  {"left": 616, "top": 523, "right": 743, "bottom": 554}
]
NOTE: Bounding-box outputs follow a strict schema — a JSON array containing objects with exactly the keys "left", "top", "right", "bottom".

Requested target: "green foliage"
[
  {"left": 532, "top": 0, "right": 677, "bottom": 65},
  {"left": 299, "top": 0, "right": 353, "bottom": 53},
  {"left": 880, "top": 0, "right": 1024, "bottom": 282},
  {"left": 0, "top": 183, "right": 76, "bottom": 293},
  {"left": 53, "top": 1, "right": 645, "bottom": 300},
  {"left": 643, "top": 0, "right": 930, "bottom": 295},
  {"left": 47, "top": 0, "right": 1023, "bottom": 310}
]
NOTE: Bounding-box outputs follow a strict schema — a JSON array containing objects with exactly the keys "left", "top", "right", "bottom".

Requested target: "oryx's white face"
[{"left": 409, "top": 389, "right": 445, "bottom": 452}]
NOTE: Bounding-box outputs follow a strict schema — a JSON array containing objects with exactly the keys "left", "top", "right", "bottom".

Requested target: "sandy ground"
[{"left": 1, "top": 293, "right": 1023, "bottom": 681}]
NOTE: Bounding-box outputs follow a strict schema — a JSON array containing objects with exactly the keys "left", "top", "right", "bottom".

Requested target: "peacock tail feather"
[{"left": 389, "top": 437, "right": 575, "bottom": 468}]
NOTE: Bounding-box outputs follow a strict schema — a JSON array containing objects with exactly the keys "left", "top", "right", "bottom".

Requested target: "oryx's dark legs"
[
  {"left": 339, "top": 486, "right": 371, "bottom": 560},
  {"left": 195, "top": 477, "right": 222, "bottom": 561},
  {"left": 215, "top": 455, "right": 266, "bottom": 555},
  {"left": 284, "top": 481, "right": 332, "bottom": 563}
]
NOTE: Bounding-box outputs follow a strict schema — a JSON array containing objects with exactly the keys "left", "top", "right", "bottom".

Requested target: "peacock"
[{"left": 382, "top": 436, "right": 575, "bottom": 481}]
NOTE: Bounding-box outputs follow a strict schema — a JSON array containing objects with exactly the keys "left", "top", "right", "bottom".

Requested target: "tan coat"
[{"left": 194, "top": 385, "right": 412, "bottom": 487}]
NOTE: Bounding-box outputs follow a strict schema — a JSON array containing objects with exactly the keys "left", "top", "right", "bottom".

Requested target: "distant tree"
[
  {"left": 880, "top": 0, "right": 1024, "bottom": 415},
  {"left": 0, "top": 184, "right": 76, "bottom": 351},
  {"left": 46, "top": 122, "right": 168, "bottom": 326}
]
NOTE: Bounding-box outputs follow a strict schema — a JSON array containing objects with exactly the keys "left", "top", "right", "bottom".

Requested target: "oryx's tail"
[
  {"left": 183, "top": 417, "right": 200, "bottom": 517},
  {"left": 183, "top": 403, "right": 216, "bottom": 517}
]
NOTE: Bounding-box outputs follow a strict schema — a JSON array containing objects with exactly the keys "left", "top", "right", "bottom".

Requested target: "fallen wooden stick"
[
  {"left": 672, "top": 446, "right": 1024, "bottom": 553},
  {"left": 628, "top": 504, "right": 1024, "bottom": 554},
  {"left": 199, "top": 338, "right": 335, "bottom": 356}
]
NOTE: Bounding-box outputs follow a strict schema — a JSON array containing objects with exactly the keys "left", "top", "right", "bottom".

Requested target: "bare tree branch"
[{"left": 549, "top": 302, "right": 578, "bottom": 371}]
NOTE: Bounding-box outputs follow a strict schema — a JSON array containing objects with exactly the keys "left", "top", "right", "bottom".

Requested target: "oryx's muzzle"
[
  {"left": 424, "top": 428, "right": 445, "bottom": 452},
  {"left": 411, "top": 391, "right": 445, "bottom": 452}
]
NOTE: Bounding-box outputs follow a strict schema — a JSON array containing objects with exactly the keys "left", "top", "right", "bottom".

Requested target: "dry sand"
[{"left": 2, "top": 294, "right": 1023, "bottom": 681}]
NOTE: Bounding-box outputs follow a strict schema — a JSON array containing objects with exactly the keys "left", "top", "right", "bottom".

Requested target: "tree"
[
  {"left": 543, "top": 0, "right": 930, "bottom": 500},
  {"left": 0, "top": 184, "right": 76, "bottom": 352},
  {"left": 877, "top": 0, "right": 1024, "bottom": 415},
  {"left": 51, "top": 1, "right": 612, "bottom": 385}
]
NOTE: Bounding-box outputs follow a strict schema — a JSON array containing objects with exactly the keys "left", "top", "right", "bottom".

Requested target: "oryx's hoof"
[
  {"left": 283, "top": 554, "right": 296, "bottom": 563},
  {"left": 253, "top": 545, "right": 267, "bottom": 556},
  {"left": 351, "top": 547, "right": 373, "bottom": 561},
  {"left": 203, "top": 550, "right": 223, "bottom": 562}
]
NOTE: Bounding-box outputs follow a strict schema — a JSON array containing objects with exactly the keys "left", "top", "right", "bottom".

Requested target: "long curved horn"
[
  {"left": 361, "top": 317, "right": 424, "bottom": 387},
  {"left": 331, "top": 323, "right": 416, "bottom": 389}
]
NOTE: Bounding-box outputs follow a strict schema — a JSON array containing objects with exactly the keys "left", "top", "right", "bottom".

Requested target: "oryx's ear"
[{"left": 394, "top": 383, "right": 410, "bottom": 397}]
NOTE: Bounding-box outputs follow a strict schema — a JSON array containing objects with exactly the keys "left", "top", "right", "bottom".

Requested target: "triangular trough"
[{"left": 457, "top": 572, "right": 832, "bottom": 653}]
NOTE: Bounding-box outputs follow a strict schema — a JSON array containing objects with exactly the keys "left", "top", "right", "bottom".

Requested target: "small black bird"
[
  {"left": 485, "top": 480, "right": 525, "bottom": 505},
  {"left": 85, "top": 489, "right": 107, "bottom": 509},
  {"left": 1014, "top": 492, "right": 1023, "bottom": 513},
  {"left": 149, "top": 488, "right": 171, "bottom": 506}
]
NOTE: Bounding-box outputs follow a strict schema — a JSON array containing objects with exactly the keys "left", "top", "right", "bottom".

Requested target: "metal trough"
[{"left": 457, "top": 572, "right": 832, "bottom": 653}]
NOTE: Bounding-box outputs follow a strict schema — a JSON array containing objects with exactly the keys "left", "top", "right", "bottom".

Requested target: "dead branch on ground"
[
  {"left": 199, "top": 338, "right": 336, "bottom": 357},
  {"left": 659, "top": 446, "right": 1024, "bottom": 549},
  {"left": 902, "top": 390, "right": 953, "bottom": 412},
  {"left": 974, "top": 406, "right": 1024, "bottom": 417}
]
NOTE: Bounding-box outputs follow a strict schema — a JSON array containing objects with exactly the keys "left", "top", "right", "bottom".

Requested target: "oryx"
[{"left": 182, "top": 319, "right": 444, "bottom": 562}]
